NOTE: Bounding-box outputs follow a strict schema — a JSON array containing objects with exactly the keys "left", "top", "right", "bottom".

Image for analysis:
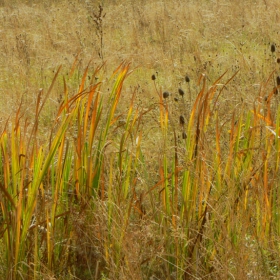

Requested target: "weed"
[{"left": 88, "top": 3, "right": 106, "bottom": 61}]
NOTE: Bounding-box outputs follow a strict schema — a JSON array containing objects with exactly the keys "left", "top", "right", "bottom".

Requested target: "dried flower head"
[
  {"left": 163, "top": 91, "right": 170, "bottom": 99},
  {"left": 151, "top": 74, "right": 156, "bottom": 81},
  {"left": 180, "top": 115, "right": 185, "bottom": 125},
  {"left": 185, "top": 75, "right": 190, "bottom": 83},
  {"left": 277, "top": 58, "right": 280, "bottom": 64},
  {"left": 271, "top": 44, "right": 276, "bottom": 53},
  {"left": 178, "top": 88, "right": 185, "bottom": 97},
  {"left": 277, "top": 76, "right": 280, "bottom": 86}
]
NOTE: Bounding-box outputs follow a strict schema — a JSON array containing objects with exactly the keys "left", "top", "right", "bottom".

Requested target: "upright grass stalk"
[{"left": 91, "top": 63, "right": 131, "bottom": 198}]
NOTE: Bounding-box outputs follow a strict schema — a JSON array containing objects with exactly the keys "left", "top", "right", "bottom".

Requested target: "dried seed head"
[
  {"left": 163, "top": 91, "right": 170, "bottom": 99},
  {"left": 174, "top": 97, "right": 178, "bottom": 102},
  {"left": 179, "top": 115, "right": 185, "bottom": 125},
  {"left": 178, "top": 88, "right": 185, "bottom": 97},
  {"left": 151, "top": 74, "right": 156, "bottom": 81},
  {"left": 271, "top": 44, "right": 276, "bottom": 53},
  {"left": 277, "top": 76, "right": 280, "bottom": 86},
  {"left": 182, "top": 131, "right": 187, "bottom": 139},
  {"left": 185, "top": 75, "right": 190, "bottom": 83},
  {"left": 277, "top": 58, "right": 280, "bottom": 63}
]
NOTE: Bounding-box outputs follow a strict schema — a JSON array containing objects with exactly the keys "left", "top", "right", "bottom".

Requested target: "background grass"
[{"left": 0, "top": 0, "right": 280, "bottom": 279}]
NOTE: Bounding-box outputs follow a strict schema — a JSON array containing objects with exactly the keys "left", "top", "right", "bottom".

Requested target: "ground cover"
[{"left": 0, "top": 0, "right": 280, "bottom": 279}]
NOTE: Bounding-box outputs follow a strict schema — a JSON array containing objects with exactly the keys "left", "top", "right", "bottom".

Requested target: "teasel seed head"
[
  {"left": 179, "top": 115, "right": 185, "bottom": 125},
  {"left": 163, "top": 91, "right": 170, "bottom": 99},
  {"left": 178, "top": 88, "right": 185, "bottom": 97},
  {"left": 277, "top": 76, "right": 280, "bottom": 86},
  {"left": 185, "top": 75, "right": 190, "bottom": 83}
]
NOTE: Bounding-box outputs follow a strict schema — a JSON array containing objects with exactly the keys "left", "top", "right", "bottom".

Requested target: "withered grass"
[{"left": 0, "top": 0, "right": 280, "bottom": 279}]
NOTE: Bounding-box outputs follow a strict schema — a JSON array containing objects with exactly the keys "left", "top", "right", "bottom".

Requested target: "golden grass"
[{"left": 1, "top": 0, "right": 280, "bottom": 279}]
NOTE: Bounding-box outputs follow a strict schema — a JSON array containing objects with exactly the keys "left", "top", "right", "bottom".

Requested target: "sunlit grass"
[
  {"left": 1, "top": 0, "right": 280, "bottom": 279},
  {"left": 1, "top": 60, "right": 280, "bottom": 279}
]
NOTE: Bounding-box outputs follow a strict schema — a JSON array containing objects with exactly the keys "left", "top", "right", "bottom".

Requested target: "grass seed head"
[
  {"left": 178, "top": 88, "right": 185, "bottom": 97},
  {"left": 271, "top": 44, "right": 276, "bottom": 53},
  {"left": 163, "top": 91, "right": 170, "bottom": 99}
]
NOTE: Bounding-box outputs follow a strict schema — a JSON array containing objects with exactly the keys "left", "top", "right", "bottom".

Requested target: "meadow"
[{"left": 0, "top": 0, "right": 280, "bottom": 279}]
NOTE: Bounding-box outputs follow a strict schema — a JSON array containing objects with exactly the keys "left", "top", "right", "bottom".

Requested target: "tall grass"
[
  {"left": 1, "top": 1, "right": 280, "bottom": 279},
  {"left": 1, "top": 58, "right": 280, "bottom": 279},
  {"left": 0, "top": 62, "right": 131, "bottom": 279}
]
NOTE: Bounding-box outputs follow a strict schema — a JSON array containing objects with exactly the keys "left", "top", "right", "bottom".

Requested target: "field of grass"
[{"left": 1, "top": 0, "right": 280, "bottom": 279}]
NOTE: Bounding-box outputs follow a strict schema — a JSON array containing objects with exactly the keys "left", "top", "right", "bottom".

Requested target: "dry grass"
[{"left": 0, "top": 0, "right": 280, "bottom": 279}]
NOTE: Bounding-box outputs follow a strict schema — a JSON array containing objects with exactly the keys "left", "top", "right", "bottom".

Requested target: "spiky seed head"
[
  {"left": 151, "top": 74, "right": 156, "bottom": 81},
  {"left": 179, "top": 115, "right": 185, "bottom": 125},
  {"left": 271, "top": 44, "right": 276, "bottom": 53},
  {"left": 185, "top": 75, "right": 190, "bottom": 83},
  {"left": 277, "top": 76, "right": 280, "bottom": 86},
  {"left": 163, "top": 91, "right": 170, "bottom": 99},
  {"left": 178, "top": 88, "right": 185, "bottom": 97},
  {"left": 182, "top": 131, "right": 187, "bottom": 139}
]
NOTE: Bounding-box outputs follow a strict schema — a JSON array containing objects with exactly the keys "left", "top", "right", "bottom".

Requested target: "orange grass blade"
[
  {"left": 69, "top": 51, "right": 81, "bottom": 78},
  {"left": 144, "top": 167, "right": 183, "bottom": 197},
  {"left": 213, "top": 70, "right": 239, "bottom": 109},
  {"left": 251, "top": 110, "right": 274, "bottom": 126},
  {"left": 78, "top": 61, "right": 91, "bottom": 95},
  {"left": 89, "top": 92, "right": 102, "bottom": 150},
  {"left": 39, "top": 65, "right": 62, "bottom": 116}
]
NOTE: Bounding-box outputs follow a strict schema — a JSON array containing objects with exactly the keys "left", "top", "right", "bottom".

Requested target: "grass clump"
[
  {"left": 2, "top": 61, "right": 279, "bottom": 279},
  {"left": 1, "top": 0, "right": 280, "bottom": 279}
]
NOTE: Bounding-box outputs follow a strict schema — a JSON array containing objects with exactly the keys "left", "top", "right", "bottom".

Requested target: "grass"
[{"left": 0, "top": 0, "right": 280, "bottom": 279}]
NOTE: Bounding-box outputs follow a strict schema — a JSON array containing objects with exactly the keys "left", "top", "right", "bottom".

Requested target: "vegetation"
[{"left": 0, "top": 0, "right": 280, "bottom": 279}]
